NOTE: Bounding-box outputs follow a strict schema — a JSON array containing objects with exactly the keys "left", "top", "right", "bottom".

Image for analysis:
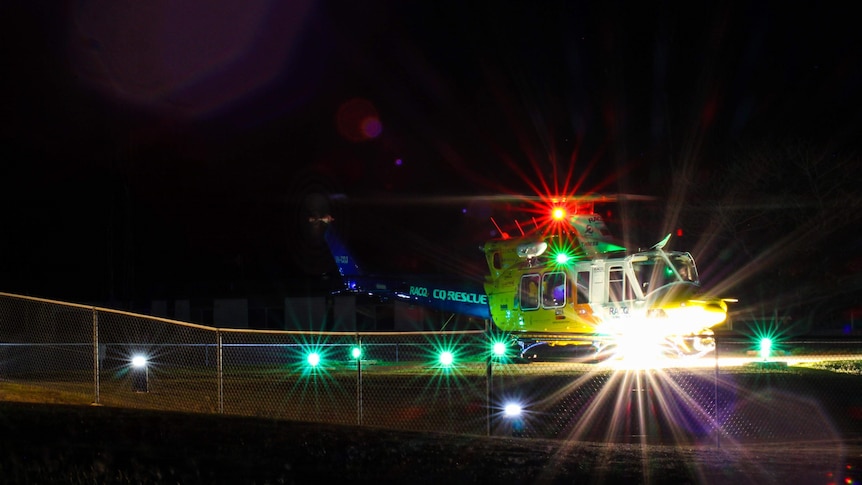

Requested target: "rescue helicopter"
[{"left": 318, "top": 193, "right": 735, "bottom": 361}]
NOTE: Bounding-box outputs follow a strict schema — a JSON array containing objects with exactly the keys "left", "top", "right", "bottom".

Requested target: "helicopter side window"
[
  {"left": 542, "top": 272, "right": 566, "bottom": 308},
  {"left": 492, "top": 252, "right": 502, "bottom": 270},
  {"left": 608, "top": 266, "right": 631, "bottom": 302},
  {"left": 576, "top": 271, "right": 590, "bottom": 304},
  {"left": 519, "top": 274, "right": 540, "bottom": 310}
]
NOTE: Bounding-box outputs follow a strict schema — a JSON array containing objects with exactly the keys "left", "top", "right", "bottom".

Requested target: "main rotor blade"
[{"left": 325, "top": 192, "right": 658, "bottom": 206}]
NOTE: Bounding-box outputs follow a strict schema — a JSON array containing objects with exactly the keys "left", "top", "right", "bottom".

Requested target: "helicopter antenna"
[
  {"left": 514, "top": 220, "right": 525, "bottom": 236},
  {"left": 651, "top": 233, "right": 672, "bottom": 250},
  {"left": 490, "top": 217, "right": 510, "bottom": 239}
]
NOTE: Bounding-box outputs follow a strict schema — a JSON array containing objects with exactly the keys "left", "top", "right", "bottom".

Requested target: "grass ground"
[
  {"left": 3, "top": 356, "right": 862, "bottom": 484},
  {"left": 0, "top": 398, "right": 859, "bottom": 484}
]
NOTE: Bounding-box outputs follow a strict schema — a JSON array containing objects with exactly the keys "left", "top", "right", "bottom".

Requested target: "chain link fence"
[{"left": 2, "top": 292, "right": 861, "bottom": 447}]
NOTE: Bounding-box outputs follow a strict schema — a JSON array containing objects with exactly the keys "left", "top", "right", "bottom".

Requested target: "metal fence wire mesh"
[{"left": 2, "top": 292, "right": 861, "bottom": 446}]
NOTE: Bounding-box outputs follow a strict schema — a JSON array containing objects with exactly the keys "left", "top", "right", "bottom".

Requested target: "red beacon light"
[{"left": 551, "top": 207, "right": 567, "bottom": 221}]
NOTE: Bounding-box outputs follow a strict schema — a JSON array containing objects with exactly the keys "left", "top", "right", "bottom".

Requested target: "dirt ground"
[{"left": 0, "top": 401, "right": 859, "bottom": 484}]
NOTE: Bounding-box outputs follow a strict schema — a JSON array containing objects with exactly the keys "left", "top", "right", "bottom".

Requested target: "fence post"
[
  {"left": 714, "top": 335, "right": 720, "bottom": 449},
  {"left": 217, "top": 329, "right": 223, "bottom": 414},
  {"left": 486, "top": 353, "right": 493, "bottom": 436},
  {"left": 485, "top": 320, "right": 493, "bottom": 437},
  {"left": 92, "top": 307, "right": 100, "bottom": 405},
  {"left": 356, "top": 334, "right": 363, "bottom": 426}
]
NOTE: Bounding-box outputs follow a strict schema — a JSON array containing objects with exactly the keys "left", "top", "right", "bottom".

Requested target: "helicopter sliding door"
[
  {"left": 517, "top": 271, "right": 569, "bottom": 330},
  {"left": 519, "top": 272, "right": 568, "bottom": 310},
  {"left": 592, "top": 263, "right": 641, "bottom": 322},
  {"left": 608, "top": 265, "right": 636, "bottom": 303}
]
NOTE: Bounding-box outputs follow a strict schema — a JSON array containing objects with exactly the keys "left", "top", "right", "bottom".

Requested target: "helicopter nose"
[
  {"left": 691, "top": 300, "right": 729, "bottom": 326},
  {"left": 648, "top": 300, "right": 728, "bottom": 333}
]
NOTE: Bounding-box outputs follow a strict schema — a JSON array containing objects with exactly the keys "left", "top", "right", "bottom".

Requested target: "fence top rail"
[
  {"left": 719, "top": 336, "right": 862, "bottom": 345},
  {"left": 0, "top": 292, "right": 489, "bottom": 338},
  {"left": 0, "top": 292, "right": 211, "bottom": 332},
  {"left": 1, "top": 292, "right": 97, "bottom": 311},
  {"left": 217, "top": 328, "right": 488, "bottom": 337}
]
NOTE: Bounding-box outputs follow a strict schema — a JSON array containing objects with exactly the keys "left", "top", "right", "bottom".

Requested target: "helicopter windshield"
[{"left": 631, "top": 251, "right": 699, "bottom": 296}]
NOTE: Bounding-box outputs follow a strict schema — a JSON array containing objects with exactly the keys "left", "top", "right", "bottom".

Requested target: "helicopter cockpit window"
[
  {"left": 542, "top": 272, "right": 566, "bottom": 308},
  {"left": 671, "top": 254, "right": 699, "bottom": 283},
  {"left": 519, "top": 274, "right": 541, "bottom": 310},
  {"left": 631, "top": 252, "right": 699, "bottom": 296}
]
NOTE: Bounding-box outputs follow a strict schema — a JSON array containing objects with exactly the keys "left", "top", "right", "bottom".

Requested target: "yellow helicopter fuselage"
[{"left": 482, "top": 234, "right": 731, "bottom": 356}]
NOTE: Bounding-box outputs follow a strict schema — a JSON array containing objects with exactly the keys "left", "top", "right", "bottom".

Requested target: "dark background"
[{"left": 2, "top": 1, "right": 861, "bottom": 327}]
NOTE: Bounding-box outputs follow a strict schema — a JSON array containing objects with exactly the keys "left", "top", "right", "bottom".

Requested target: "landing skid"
[
  {"left": 514, "top": 333, "right": 715, "bottom": 363},
  {"left": 662, "top": 334, "right": 716, "bottom": 359},
  {"left": 517, "top": 340, "right": 613, "bottom": 363}
]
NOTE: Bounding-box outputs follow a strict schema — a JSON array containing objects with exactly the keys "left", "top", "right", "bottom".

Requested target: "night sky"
[{"left": 3, "top": 1, "right": 862, "bottom": 317}]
